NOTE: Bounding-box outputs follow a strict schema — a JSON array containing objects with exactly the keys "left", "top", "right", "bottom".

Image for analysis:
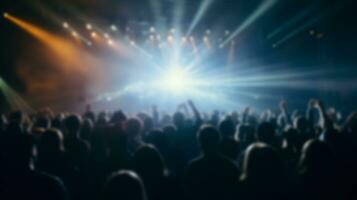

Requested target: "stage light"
[
  {"left": 167, "top": 35, "right": 174, "bottom": 42},
  {"left": 149, "top": 26, "right": 156, "bottom": 33},
  {"left": 149, "top": 35, "right": 155, "bottom": 41},
  {"left": 221, "top": 0, "right": 278, "bottom": 47},
  {"left": 110, "top": 25, "right": 117, "bottom": 31},
  {"left": 63, "top": 22, "right": 69, "bottom": 29},
  {"left": 91, "top": 32, "right": 97, "bottom": 38},
  {"left": 104, "top": 33, "right": 110, "bottom": 39},
  {"left": 107, "top": 39, "right": 114, "bottom": 46},
  {"left": 203, "top": 36, "right": 209, "bottom": 42},
  {"left": 161, "top": 68, "right": 190, "bottom": 93},
  {"left": 86, "top": 23, "right": 92, "bottom": 30},
  {"left": 130, "top": 40, "right": 136, "bottom": 46},
  {"left": 71, "top": 31, "right": 78, "bottom": 38},
  {"left": 3, "top": 12, "right": 9, "bottom": 18},
  {"left": 189, "top": 36, "right": 195, "bottom": 41}
]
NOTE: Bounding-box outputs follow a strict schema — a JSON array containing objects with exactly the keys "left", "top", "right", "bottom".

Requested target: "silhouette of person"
[
  {"left": 186, "top": 125, "right": 238, "bottom": 200},
  {"left": 103, "top": 170, "right": 146, "bottom": 200}
]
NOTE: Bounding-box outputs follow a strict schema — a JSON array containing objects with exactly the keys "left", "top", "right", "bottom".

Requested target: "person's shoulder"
[
  {"left": 31, "top": 171, "right": 68, "bottom": 199},
  {"left": 186, "top": 156, "right": 205, "bottom": 171},
  {"left": 217, "top": 154, "right": 238, "bottom": 170},
  {"left": 31, "top": 170, "right": 65, "bottom": 186}
]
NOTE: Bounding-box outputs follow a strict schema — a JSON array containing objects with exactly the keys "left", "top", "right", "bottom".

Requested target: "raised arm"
[
  {"left": 279, "top": 100, "right": 292, "bottom": 127},
  {"left": 306, "top": 99, "right": 315, "bottom": 129},
  {"left": 187, "top": 100, "right": 202, "bottom": 125},
  {"left": 314, "top": 100, "right": 333, "bottom": 130},
  {"left": 242, "top": 106, "right": 250, "bottom": 124},
  {"left": 152, "top": 105, "right": 159, "bottom": 127}
]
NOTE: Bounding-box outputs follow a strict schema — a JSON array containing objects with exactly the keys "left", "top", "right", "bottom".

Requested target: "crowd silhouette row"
[{"left": 0, "top": 99, "right": 356, "bottom": 200}]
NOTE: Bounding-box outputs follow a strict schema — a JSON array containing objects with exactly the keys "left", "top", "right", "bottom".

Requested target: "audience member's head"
[
  {"left": 173, "top": 111, "right": 185, "bottom": 129},
  {"left": 80, "top": 118, "right": 93, "bottom": 141},
  {"left": 241, "top": 143, "right": 284, "bottom": 181},
  {"left": 64, "top": 114, "right": 82, "bottom": 136},
  {"left": 237, "top": 124, "right": 255, "bottom": 143},
  {"left": 38, "top": 128, "right": 64, "bottom": 154},
  {"left": 134, "top": 145, "right": 165, "bottom": 180},
  {"left": 110, "top": 110, "right": 127, "bottom": 124},
  {"left": 34, "top": 116, "right": 51, "bottom": 129},
  {"left": 219, "top": 118, "right": 236, "bottom": 138},
  {"left": 256, "top": 122, "right": 277, "bottom": 146},
  {"left": 125, "top": 118, "right": 143, "bottom": 138},
  {"left": 103, "top": 170, "right": 146, "bottom": 200},
  {"left": 299, "top": 139, "right": 334, "bottom": 174},
  {"left": 197, "top": 125, "right": 221, "bottom": 155},
  {"left": 2, "top": 132, "right": 35, "bottom": 170}
]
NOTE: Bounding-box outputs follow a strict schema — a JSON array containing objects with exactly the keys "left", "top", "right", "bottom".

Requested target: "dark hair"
[
  {"left": 219, "top": 118, "right": 236, "bottom": 138},
  {"left": 241, "top": 143, "right": 284, "bottom": 181},
  {"left": 134, "top": 145, "right": 165, "bottom": 179},
  {"left": 64, "top": 114, "right": 82, "bottom": 134},
  {"left": 103, "top": 170, "right": 146, "bottom": 200},
  {"left": 198, "top": 125, "right": 220, "bottom": 154}
]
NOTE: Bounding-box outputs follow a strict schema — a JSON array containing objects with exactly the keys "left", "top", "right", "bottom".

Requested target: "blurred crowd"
[{"left": 0, "top": 99, "right": 356, "bottom": 200}]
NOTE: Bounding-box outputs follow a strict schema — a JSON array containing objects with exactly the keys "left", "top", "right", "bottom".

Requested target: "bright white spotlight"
[
  {"left": 91, "top": 32, "right": 97, "bottom": 38},
  {"left": 149, "top": 26, "right": 156, "bottom": 33},
  {"left": 63, "top": 22, "right": 69, "bottom": 29},
  {"left": 107, "top": 39, "right": 114, "bottom": 46},
  {"left": 203, "top": 36, "right": 209, "bottom": 42},
  {"left": 110, "top": 25, "right": 117, "bottom": 31},
  {"left": 86, "top": 23, "right": 92, "bottom": 30},
  {"left": 71, "top": 31, "right": 78, "bottom": 38},
  {"left": 161, "top": 68, "right": 190, "bottom": 93},
  {"left": 167, "top": 35, "right": 174, "bottom": 43}
]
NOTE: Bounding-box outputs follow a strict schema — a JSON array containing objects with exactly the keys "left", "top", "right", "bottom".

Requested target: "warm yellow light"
[
  {"left": 71, "top": 31, "right": 78, "bottom": 38},
  {"left": 3, "top": 12, "right": 9, "bottom": 18},
  {"left": 91, "top": 32, "right": 97, "bottom": 38},
  {"left": 107, "top": 39, "right": 114, "bottom": 46}
]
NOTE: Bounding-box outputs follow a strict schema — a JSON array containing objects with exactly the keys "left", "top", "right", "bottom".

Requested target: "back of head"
[
  {"left": 110, "top": 110, "right": 127, "bottom": 124},
  {"left": 80, "top": 118, "right": 93, "bottom": 141},
  {"left": 103, "top": 170, "right": 146, "bottom": 200},
  {"left": 219, "top": 118, "right": 236, "bottom": 138},
  {"left": 145, "top": 129, "right": 168, "bottom": 150},
  {"left": 241, "top": 143, "right": 284, "bottom": 181},
  {"left": 2, "top": 131, "right": 34, "bottom": 170},
  {"left": 294, "top": 116, "right": 308, "bottom": 132},
  {"left": 299, "top": 139, "right": 333, "bottom": 174},
  {"left": 134, "top": 145, "right": 165, "bottom": 179},
  {"left": 8, "top": 111, "right": 24, "bottom": 125},
  {"left": 38, "top": 128, "right": 64, "bottom": 154},
  {"left": 173, "top": 111, "right": 185, "bottom": 128},
  {"left": 238, "top": 124, "right": 255, "bottom": 143},
  {"left": 198, "top": 125, "right": 220, "bottom": 155},
  {"left": 125, "top": 118, "right": 143, "bottom": 138},
  {"left": 64, "top": 114, "right": 82, "bottom": 135},
  {"left": 34, "top": 116, "right": 51, "bottom": 129},
  {"left": 256, "top": 122, "right": 276, "bottom": 145}
]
